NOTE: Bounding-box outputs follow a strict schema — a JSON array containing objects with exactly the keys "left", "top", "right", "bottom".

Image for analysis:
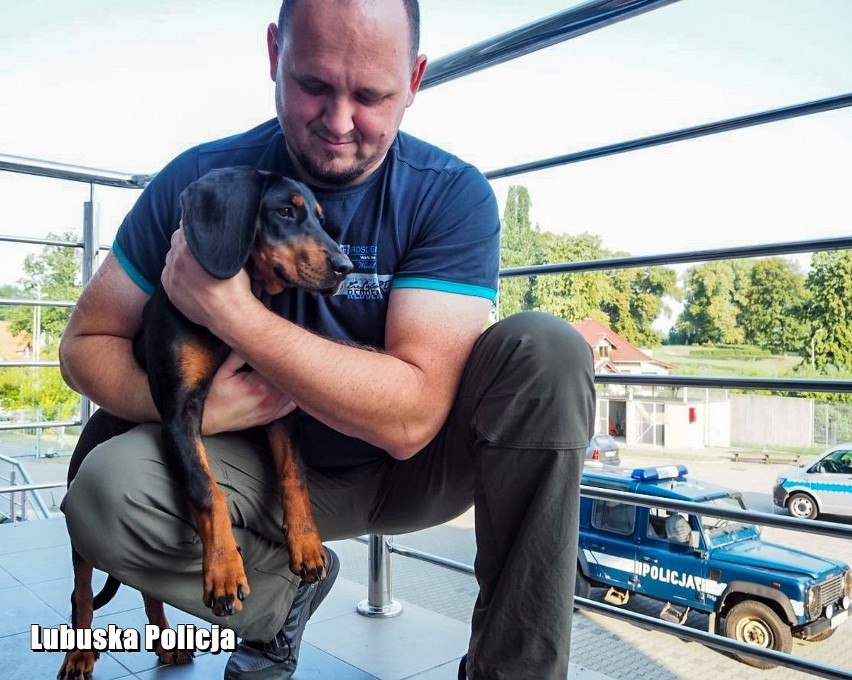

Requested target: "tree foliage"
[
  {"left": 6, "top": 232, "right": 81, "bottom": 353},
  {"left": 671, "top": 261, "right": 749, "bottom": 345},
  {"left": 498, "top": 186, "right": 542, "bottom": 317},
  {"left": 498, "top": 185, "right": 679, "bottom": 346},
  {"left": 805, "top": 250, "right": 852, "bottom": 370},
  {"left": 2, "top": 232, "right": 81, "bottom": 420},
  {"left": 740, "top": 258, "right": 808, "bottom": 354}
]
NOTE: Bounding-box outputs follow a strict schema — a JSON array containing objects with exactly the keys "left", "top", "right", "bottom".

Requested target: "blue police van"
[{"left": 576, "top": 464, "right": 852, "bottom": 668}]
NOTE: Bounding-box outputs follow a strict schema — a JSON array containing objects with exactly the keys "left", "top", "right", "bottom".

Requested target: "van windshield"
[{"left": 700, "top": 494, "right": 758, "bottom": 543}]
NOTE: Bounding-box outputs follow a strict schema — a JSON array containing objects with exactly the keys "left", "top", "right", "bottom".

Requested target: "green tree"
[
  {"left": 805, "top": 250, "right": 852, "bottom": 370},
  {"left": 0, "top": 284, "right": 23, "bottom": 320},
  {"left": 533, "top": 232, "right": 611, "bottom": 323},
  {"left": 7, "top": 232, "right": 81, "bottom": 354},
  {"left": 604, "top": 264, "right": 679, "bottom": 347},
  {"left": 740, "top": 258, "right": 808, "bottom": 354},
  {"left": 498, "top": 186, "right": 542, "bottom": 317},
  {"left": 671, "top": 260, "right": 749, "bottom": 345}
]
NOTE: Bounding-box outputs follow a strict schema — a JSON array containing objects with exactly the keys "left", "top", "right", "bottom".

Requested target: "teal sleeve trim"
[
  {"left": 391, "top": 277, "right": 497, "bottom": 303},
  {"left": 112, "top": 240, "right": 156, "bottom": 295}
]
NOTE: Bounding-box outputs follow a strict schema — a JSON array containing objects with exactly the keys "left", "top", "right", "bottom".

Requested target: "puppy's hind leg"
[{"left": 57, "top": 550, "right": 100, "bottom": 680}]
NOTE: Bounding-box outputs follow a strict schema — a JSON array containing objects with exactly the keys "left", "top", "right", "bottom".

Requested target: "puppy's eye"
[{"left": 276, "top": 207, "right": 295, "bottom": 218}]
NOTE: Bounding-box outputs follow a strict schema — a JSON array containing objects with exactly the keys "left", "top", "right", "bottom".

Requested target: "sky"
[{"left": 1, "top": 0, "right": 851, "bottom": 329}]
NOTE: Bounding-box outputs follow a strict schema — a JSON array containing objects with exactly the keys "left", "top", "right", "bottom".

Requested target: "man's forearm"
[
  {"left": 60, "top": 335, "right": 160, "bottom": 424},
  {"left": 211, "top": 294, "right": 481, "bottom": 460}
]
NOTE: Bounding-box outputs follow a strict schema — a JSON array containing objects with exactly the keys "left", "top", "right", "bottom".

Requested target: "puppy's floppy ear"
[{"left": 179, "top": 166, "right": 268, "bottom": 279}]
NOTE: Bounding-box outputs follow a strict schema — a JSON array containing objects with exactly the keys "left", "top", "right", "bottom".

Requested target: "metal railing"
[
  {"left": 0, "top": 454, "right": 62, "bottom": 522},
  {"left": 1, "top": 0, "right": 851, "bottom": 675}
]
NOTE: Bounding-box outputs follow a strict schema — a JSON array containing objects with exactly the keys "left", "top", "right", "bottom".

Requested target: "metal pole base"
[
  {"left": 357, "top": 534, "right": 404, "bottom": 618},
  {"left": 356, "top": 598, "right": 403, "bottom": 618}
]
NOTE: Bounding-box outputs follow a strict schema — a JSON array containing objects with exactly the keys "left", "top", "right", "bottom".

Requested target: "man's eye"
[
  {"left": 300, "top": 81, "right": 326, "bottom": 95},
  {"left": 277, "top": 207, "right": 294, "bottom": 218},
  {"left": 357, "top": 94, "right": 383, "bottom": 106}
]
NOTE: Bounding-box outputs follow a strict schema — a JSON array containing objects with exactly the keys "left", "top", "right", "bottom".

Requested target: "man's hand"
[
  {"left": 161, "top": 228, "right": 260, "bottom": 330},
  {"left": 202, "top": 352, "right": 296, "bottom": 435}
]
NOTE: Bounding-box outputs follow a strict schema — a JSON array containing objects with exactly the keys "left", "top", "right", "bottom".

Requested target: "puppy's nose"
[{"left": 330, "top": 252, "right": 353, "bottom": 277}]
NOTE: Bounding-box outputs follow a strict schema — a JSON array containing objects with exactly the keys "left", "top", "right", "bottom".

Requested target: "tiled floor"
[
  {"left": 0, "top": 518, "right": 474, "bottom": 679},
  {"left": 1, "top": 517, "right": 616, "bottom": 680}
]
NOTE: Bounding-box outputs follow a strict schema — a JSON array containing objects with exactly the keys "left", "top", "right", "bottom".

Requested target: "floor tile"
[
  {"left": 2, "top": 628, "right": 134, "bottom": 680},
  {"left": 1, "top": 584, "right": 65, "bottom": 636},
  {"left": 305, "top": 599, "right": 469, "bottom": 680}
]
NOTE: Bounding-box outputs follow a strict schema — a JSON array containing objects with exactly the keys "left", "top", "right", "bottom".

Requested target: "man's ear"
[
  {"left": 406, "top": 54, "right": 428, "bottom": 108},
  {"left": 266, "top": 23, "right": 280, "bottom": 82}
]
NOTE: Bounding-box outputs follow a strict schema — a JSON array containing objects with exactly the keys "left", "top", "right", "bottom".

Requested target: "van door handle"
[{"left": 642, "top": 557, "right": 657, "bottom": 565}]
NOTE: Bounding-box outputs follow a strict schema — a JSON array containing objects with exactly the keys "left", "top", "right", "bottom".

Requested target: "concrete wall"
[{"left": 729, "top": 393, "right": 813, "bottom": 448}]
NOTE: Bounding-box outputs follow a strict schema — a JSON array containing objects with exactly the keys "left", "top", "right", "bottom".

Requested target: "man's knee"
[
  {"left": 468, "top": 311, "right": 595, "bottom": 448},
  {"left": 489, "top": 311, "right": 592, "bottom": 368}
]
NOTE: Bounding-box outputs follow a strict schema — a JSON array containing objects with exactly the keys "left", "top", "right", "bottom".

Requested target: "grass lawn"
[{"left": 649, "top": 345, "right": 804, "bottom": 377}]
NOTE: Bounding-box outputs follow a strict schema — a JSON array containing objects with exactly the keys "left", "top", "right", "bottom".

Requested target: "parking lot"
[{"left": 568, "top": 448, "right": 852, "bottom": 680}]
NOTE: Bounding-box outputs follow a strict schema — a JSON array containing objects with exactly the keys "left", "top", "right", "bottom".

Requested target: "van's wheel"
[
  {"left": 810, "top": 628, "right": 835, "bottom": 642},
  {"left": 787, "top": 492, "right": 819, "bottom": 520},
  {"left": 574, "top": 569, "right": 591, "bottom": 611},
  {"left": 724, "top": 600, "right": 792, "bottom": 668}
]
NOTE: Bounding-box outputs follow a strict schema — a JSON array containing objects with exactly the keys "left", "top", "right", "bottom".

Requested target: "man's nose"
[{"left": 322, "top": 96, "right": 355, "bottom": 139}]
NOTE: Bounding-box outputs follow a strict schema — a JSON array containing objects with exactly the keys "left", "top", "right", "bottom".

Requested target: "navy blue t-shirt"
[{"left": 114, "top": 119, "right": 500, "bottom": 469}]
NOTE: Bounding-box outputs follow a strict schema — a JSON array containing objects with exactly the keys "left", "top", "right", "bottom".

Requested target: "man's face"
[{"left": 267, "top": 0, "right": 427, "bottom": 189}]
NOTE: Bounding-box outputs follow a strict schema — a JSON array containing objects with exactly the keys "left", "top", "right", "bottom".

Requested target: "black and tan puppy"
[{"left": 58, "top": 166, "right": 352, "bottom": 680}]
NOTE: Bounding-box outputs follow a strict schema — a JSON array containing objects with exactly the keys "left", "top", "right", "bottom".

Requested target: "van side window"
[
  {"left": 592, "top": 500, "right": 635, "bottom": 535},
  {"left": 648, "top": 508, "right": 691, "bottom": 542},
  {"left": 818, "top": 449, "right": 852, "bottom": 474}
]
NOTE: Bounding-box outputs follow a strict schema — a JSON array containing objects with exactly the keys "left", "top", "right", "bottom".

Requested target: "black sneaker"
[{"left": 224, "top": 547, "right": 339, "bottom": 680}]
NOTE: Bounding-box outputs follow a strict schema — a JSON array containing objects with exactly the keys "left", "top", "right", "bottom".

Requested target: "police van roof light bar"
[{"left": 631, "top": 465, "right": 688, "bottom": 482}]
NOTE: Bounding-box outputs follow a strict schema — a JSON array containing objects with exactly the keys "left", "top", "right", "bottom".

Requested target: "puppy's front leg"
[{"left": 267, "top": 415, "right": 326, "bottom": 583}]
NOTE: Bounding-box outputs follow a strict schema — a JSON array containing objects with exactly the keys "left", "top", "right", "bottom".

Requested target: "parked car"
[
  {"left": 773, "top": 442, "right": 852, "bottom": 520},
  {"left": 585, "top": 433, "right": 620, "bottom": 465},
  {"left": 576, "top": 464, "right": 852, "bottom": 668}
]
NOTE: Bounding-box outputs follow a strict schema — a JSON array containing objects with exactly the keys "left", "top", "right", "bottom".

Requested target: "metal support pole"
[
  {"left": 9, "top": 469, "right": 16, "bottom": 522},
  {"left": 357, "top": 534, "right": 403, "bottom": 618}
]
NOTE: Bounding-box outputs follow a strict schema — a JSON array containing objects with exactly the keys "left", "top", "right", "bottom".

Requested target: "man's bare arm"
[{"left": 59, "top": 253, "right": 158, "bottom": 422}]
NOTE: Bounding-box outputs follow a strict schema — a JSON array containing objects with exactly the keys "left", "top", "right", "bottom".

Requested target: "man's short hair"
[{"left": 277, "top": 0, "right": 421, "bottom": 64}]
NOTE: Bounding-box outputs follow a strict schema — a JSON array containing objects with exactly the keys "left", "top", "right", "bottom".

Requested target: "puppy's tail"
[{"left": 93, "top": 575, "right": 122, "bottom": 610}]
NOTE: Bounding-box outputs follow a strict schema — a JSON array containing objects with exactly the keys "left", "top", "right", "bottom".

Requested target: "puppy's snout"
[{"left": 330, "top": 252, "right": 354, "bottom": 278}]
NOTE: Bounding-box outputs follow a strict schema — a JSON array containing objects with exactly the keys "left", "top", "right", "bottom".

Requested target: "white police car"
[
  {"left": 577, "top": 464, "right": 852, "bottom": 668},
  {"left": 773, "top": 442, "right": 852, "bottom": 520}
]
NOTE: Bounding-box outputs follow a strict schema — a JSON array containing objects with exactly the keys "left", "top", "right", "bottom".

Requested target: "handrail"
[
  {"left": 0, "top": 482, "right": 65, "bottom": 494},
  {"left": 0, "top": 454, "right": 53, "bottom": 518},
  {"left": 0, "top": 153, "right": 152, "bottom": 189},
  {"left": 422, "top": 0, "right": 679, "bottom": 89},
  {"left": 596, "top": 374, "right": 852, "bottom": 394},
  {"left": 0, "top": 420, "right": 78, "bottom": 432},
  {"left": 485, "top": 92, "right": 852, "bottom": 180},
  {"left": 501, "top": 236, "right": 852, "bottom": 278}
]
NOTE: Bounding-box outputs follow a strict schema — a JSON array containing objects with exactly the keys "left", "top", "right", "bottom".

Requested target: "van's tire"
[
  {"left": 724, "top": 600, "right": 792, "bottom": 668},
  {"left": 810, "top": 627, "right": 835, "bottom": 642},
  {"left": 787, "top": 492, "right": 819, "bottom": 520}
]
